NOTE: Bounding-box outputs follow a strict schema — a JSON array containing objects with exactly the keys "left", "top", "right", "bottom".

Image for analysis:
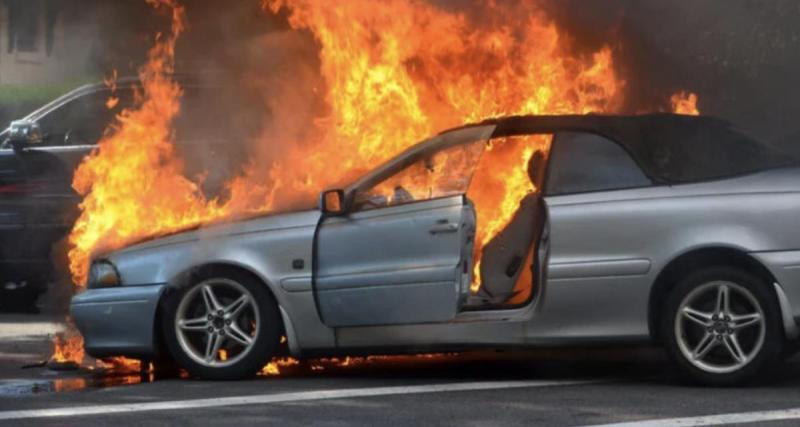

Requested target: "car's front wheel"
[
  {"left": 161, "top": 270, "right": 281, "bottom": 380},
  {"left": 662, "top": 266, "right": 783, "bottom": 386}
]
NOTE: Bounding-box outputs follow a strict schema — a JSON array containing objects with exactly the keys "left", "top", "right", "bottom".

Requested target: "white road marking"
[
  {"left": 586, "top": 407, "right": 800, "bottom": 427},
  {"left": 0, "top": 379, "right": 597, "bottom": 420}
]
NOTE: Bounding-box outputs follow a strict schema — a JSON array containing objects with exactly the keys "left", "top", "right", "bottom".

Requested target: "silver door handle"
[{"left": 429, "top": 223, "right": 459, "bottom": 234}]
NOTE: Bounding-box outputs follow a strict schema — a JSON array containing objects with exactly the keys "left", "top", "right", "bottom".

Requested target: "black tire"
[
  {"left": 161, "top": 269, "right": 281, "bottom": 380},
  {"left": 781, "top": 338, "right": 800, "bottom": 360},
  {"left": 661, "top": 266, "right": 784, "bottom": 386}
]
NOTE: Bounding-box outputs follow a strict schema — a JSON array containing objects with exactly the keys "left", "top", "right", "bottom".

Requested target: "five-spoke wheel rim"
[
  {"left": 675, "top": 280, "right": 766, "bottom": 374},
  {"left": 175, "top": 278, "right": 260, "bottom": 368}
]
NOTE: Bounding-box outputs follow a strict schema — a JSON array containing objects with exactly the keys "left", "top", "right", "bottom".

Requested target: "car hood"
[{"left": 111, "top": 209, "right": 321, "bottom": 256}]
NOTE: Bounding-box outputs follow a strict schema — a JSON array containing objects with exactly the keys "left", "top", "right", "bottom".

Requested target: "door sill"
[
  {"left": 461, "top": 302, "right": 524, "bottom": 312},
  {"left": 459, "top": 284, "right": 543, "bottom": 318},
  {"left": 454, "top": 300, "right": 535, "bottom": 323}
]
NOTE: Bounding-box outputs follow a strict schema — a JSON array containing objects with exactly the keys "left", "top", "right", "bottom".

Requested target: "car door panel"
[
  {"left": 547, "top": 257, "right": 651, "bottom": 279},
  {"left": 526, "top": 195, "right": 653, "bottom": 338},
  {"left": 317, "top": 264, "right": 459, "bottom": 290},
  {"left": 524, "top": 131, "right": 660, "bottom": 338},
  {"left": 316, "top": 195, "right": 468, "bottom": 327}
]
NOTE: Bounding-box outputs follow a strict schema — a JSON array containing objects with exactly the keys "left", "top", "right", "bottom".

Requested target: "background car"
[
  {"left": 0, "top": 76, "right": 257, "bottom": 310},
  {"left": 71, "top": 114, "right": 800, "bottom": 385}
]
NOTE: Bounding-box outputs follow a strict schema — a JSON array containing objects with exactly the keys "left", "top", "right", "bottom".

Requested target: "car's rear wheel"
[
  {"left": 162, "top": 270, "right": 280, "bottom": 380},
  {"left": 662, "top": 266, "right": 783, "bottom": 386}
]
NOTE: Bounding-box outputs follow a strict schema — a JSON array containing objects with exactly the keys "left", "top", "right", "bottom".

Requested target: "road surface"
[{"left": 2, "top": 313, "right": 800, "bottom": 426}]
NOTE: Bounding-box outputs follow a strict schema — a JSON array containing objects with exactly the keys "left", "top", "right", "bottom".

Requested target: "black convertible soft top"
[{"left": 478, "top": 114, "right": 798, "bottom": 184}]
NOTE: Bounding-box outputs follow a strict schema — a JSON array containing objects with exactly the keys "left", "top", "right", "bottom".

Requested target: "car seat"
[{"left": 477, "top": 151, "right": 547, "bottom": 304}]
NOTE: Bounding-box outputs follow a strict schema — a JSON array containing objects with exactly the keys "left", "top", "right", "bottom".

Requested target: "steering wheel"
[
  {"left": 357, "top": 194, "right": 388, "bottom": 210},
  {"left": 392, "top": 185, "right": 414, "bottom": 204}
]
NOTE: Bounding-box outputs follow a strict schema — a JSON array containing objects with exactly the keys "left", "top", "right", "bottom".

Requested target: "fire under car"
[{"left": 71, "top": 114, "right": 800, "bottom": 385}]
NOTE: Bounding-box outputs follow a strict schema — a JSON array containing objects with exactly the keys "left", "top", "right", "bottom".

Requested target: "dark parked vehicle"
[{"left": 0, "top": 76, "right": 256, "bottom": 310}]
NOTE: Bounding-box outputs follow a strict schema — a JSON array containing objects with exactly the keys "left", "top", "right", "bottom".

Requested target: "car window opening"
[
  {"left": 465, "top": 134, "right": 552, "bottom": 309},
  {"left": 345, "top": 131, "right": 554, "bottom": 310},
  {"left": 351, "top": 139, "right": 485, "bottom": 212}
]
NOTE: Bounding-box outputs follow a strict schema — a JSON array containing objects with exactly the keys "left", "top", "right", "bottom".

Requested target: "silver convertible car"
[{"left": 71, "top": 114, "right": 800, "bottom": 385}]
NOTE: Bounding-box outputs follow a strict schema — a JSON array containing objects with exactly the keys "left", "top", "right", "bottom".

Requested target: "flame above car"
[
  {"left": 54, "top": 0, "right": 709, "bottom": 371},
  {"left": 67, "top": 0, "right": 629, "bottom": 293}
]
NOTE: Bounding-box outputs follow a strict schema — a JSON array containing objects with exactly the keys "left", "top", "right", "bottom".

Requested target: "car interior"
[
  {"left": 325, "top": 131, "right": 553, "bottom": 313},
  {"left": 473, "top": 150, "right": 547, "bottom": 306},
  {"left": 458, "top": 139, "right": 550, "bottom": 309},
  {"left": 464, "top": 130, "right": 655, "bottom": 309}
]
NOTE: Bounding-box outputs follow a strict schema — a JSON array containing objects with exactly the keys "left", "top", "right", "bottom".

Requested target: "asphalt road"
[{"left": 2, "top": 314, "right": 800, "bottom": 426}]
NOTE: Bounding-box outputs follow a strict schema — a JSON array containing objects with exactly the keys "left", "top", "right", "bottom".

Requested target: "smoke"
[
  {"left": 39, "top": 0, "right": 800, "bottom": 186},
  {"left": 539, "top": 0, "right": 800, "bottom": 149},
  {"left": 196, "top": 0, "right": 800, "bottom": 150},
  {"left": 212, "top": 29, "right": 325, "bottom": 192},
  {"left": 124, "top": 1, "right": 323, "bottom": 199},
  {"left": 9, "top": 0, "right": 800, "bottom": 157}
]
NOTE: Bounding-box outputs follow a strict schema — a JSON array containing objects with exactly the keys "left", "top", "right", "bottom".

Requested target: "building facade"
[{"left": 0, "top": 0, "right": 100, "bottom": 85}]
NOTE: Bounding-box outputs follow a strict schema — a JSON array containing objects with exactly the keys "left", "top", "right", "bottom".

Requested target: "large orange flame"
[
  {"left": 60, "top": 0, "right": 699, "bottom": 368},
  {"left": 262, "top": 0, "right": 622, "bottom": 293},
  {"left": 69, "top": 0, "right": 624, "bottom": 290},
  {"left": 671, "top": 91, "right": 700, "bottom": 116},
  {"left": 68, "top": 0, "right": 227, "bottom": 284},
  {"left": 50, "top": 327, "right": 85, "bottom": 364}
]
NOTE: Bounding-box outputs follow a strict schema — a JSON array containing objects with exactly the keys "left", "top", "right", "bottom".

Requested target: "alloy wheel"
[
  {"left": 674, "top": 280, "right": 766, "bottom": 374},
  {"left": 174, "top": 278, "right": 260, "bottom": 368}
]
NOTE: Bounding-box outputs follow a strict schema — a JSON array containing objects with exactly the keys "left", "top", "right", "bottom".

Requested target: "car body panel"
[
  {"left": 69, "top": 115, "right": 800, "bottom": 360},
  {"left": 753, "top": 250, "right": 800, "bottom": 321},
  {"left": 536, "top": 168, "right": 800, "bottom": 336},
  {"left": 316, "top": 195, "right": 468, "bottom": 327},
  {"left": 71, "top": 284, "right": 164, "bottom": 357},
  {"left": 95, "top": 209, "right": 336, "bottom": 356},
  {"left": 72, "top": 167, "right": 800, "bottom": 358}
]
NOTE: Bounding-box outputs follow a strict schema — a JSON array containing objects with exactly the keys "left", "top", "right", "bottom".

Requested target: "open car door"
[{"left": 314, "top": 126, "right": 494, "bottom": 327}]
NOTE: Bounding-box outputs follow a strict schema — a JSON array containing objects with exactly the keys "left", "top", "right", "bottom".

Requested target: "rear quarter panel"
[{"left": 528, "top": 168, "right": 800, "bottom": 341}]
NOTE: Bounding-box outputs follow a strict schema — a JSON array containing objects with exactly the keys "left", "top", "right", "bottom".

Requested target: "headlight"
[{"left": 87, "top": 260, "right": 121, "bottom": 289}]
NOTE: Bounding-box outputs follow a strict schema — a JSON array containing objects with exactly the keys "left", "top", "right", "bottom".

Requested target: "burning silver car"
[{"left": 71, "top": 114, "right": 800, "bottom": 385}]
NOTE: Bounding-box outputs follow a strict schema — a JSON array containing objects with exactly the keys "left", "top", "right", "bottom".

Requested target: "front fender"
[{"left": 100, "top": 211, "right": 335, "bottom": 354}]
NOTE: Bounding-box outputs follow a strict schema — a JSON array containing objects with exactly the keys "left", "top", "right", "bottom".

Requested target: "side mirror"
[
  {"left": 319, "top": 189, "right": 346, "bottom": 216},
  {"left": 6, "top": 120, "right": 42, "bottom": 152}
]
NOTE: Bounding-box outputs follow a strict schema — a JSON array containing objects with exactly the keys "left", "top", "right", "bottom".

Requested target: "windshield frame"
[{"left": 343, "top": 124, "right": 496, "bottom": 207}]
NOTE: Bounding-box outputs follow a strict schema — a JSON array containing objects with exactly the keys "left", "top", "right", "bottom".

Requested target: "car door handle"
[{"left": 429, "top": 222, "right": 459, "bottom": 234}]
